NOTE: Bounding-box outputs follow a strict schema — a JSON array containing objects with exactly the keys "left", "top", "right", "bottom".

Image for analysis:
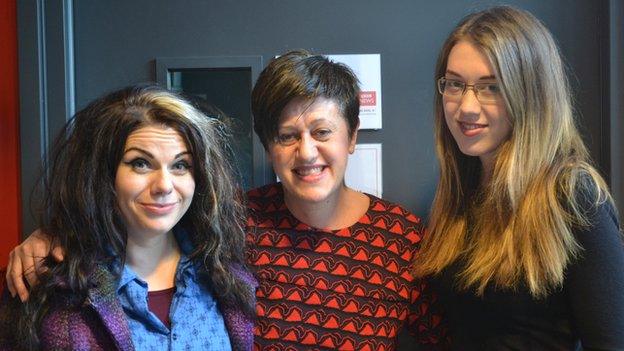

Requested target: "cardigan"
[{"left": 0, "top": 263, "right": 257, "bottom": 351}]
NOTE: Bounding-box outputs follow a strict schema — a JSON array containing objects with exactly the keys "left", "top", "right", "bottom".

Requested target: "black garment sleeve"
[{"left": 565, "top": 200, "right": 624, "bottom": 350}]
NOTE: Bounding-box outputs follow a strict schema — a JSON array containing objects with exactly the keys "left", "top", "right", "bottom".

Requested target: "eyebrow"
[
  {"left": 279, "top": 117, "right": 337, "bottom": 130},
  {"left": 445, "top": 69, "right": 496, "bottom": 80},
  {"left": 122, "top": 147, "right": 191, "bottom": 159}
]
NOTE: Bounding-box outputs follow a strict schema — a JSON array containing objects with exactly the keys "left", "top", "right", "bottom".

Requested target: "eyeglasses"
[{"left": 437, "top": 77, "right": 502, "bottom": 103}]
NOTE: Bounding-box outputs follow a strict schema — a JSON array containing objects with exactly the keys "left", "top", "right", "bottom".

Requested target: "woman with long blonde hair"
[{"left": 413, "top": 5, "right": 624, "bottom": 350}]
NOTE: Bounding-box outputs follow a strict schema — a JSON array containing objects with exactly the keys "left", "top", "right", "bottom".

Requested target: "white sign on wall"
[
  {"left": 326, "top": 54, "right": 382, "bottom": 130},
  {"left": 345, "top": 143, "right": 383, "bottom": 197}
]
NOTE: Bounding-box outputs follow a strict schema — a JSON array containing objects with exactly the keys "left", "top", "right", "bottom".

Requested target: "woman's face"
[
  {"left": 115, "top": 125, "right": 195, "bottom": 238},
  {"left": 268, "top": 97, "right": 357, "bottom": 205},
  {"left": 443, "top": 40, "right": 512, "bottom": 170}
]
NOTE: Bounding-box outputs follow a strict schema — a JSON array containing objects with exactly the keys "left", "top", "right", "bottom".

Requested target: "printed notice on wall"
[
  {"left": 345, "top": 143, "right": 383, "bottom": 197},
  {"left": 326, "top": 54, "right": 382, "bottom": 130}
]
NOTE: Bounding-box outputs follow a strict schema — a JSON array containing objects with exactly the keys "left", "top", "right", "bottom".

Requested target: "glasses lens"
[
  {"left": 475, "top": 83, "right": 501, "bottom": 102},
  {"left": 441, "top": 79, "right": 465, "bottom": 96}
]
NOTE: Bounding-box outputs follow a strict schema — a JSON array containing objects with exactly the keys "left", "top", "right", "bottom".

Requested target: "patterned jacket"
[{"left": 0, "top": 265, "right": 256, "bottom": 351}]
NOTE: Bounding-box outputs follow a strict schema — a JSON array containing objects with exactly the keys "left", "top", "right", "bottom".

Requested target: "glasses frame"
[{"left": 436, "top": 77, "right": 501, "bottom": 104}]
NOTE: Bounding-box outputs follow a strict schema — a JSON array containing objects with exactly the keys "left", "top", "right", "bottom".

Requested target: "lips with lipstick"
[
  {"left": 459, "top": 121, "right": 488, "bottom": 136},
  {"left": 140, "top": 202, "right": 178, "bottom": 215}
]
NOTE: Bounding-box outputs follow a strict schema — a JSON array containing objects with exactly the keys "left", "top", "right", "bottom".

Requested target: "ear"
[{"left": 348, "top": 121, "right": 359, "bottom": 154}]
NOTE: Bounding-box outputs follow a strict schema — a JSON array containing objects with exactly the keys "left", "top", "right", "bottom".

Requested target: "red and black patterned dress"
[{"left": 246, "top": 183, "right": 446, "bottom": 350}]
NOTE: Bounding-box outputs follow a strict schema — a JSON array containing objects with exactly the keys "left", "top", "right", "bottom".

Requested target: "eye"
[
  {"left": 485, "top": 83, "right": 500, "bottom": 93},
  {"left": 171, "top": 160, "right": 192, "bottom": 174},
  {"left": 126, "top": 158, "right": 151, "bottom": 173},
  {"left": 478, "top": 83, "right": 501, "bottom": 95},
  {"left": 312, "top": 129, "right": 332, "bottom": 141},
  {"left": 277, "top": 133, "right": 298, "bottom": 145},
  {"left": 445, "top": 79, "right": 465, "bottom": 93}
]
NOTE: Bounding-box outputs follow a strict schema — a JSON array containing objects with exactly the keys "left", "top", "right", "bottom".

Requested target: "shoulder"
[
  {"left": 570, "top": 198, "right": 621, "bottom": 255},
  {"left": 228, "top": 262, "right": 258, "bottom": 290},
  {"left": 367, "top": 195, "right": 424, "bottom": 224},
  {"left": 362, "top": 194, "right": 425, "bottom": 246},
  {"left": 555, "top": 168, "right": 622, "bottom": 250},
  {"left": 561, "top": 171, "right": 623, "bottom": 269},
  {"left": 556, "top": 165, "right": 612, "bottom": 216},
  {"left": 558, "top": 169, "right": 620, "bottom": 233}
]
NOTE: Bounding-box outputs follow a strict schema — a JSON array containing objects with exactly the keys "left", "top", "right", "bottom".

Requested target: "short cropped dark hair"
[{"left": 251, "top": 50, "right": 360, "bottom": 149}]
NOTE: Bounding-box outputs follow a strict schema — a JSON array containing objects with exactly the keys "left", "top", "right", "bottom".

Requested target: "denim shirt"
[{"left": 116, "top": 231, "right": 232, "bottom": 350}]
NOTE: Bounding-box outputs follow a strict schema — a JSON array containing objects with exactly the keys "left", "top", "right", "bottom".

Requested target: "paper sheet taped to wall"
[
  {"left": 326, "top": 54, "right": 382, "bottom": 130},
  {"left": 345, "top": 143, "right": 382, "bottom": 197}
]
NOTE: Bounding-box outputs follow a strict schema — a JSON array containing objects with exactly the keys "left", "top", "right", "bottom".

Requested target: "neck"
[
  {"left": 125, "top": 230, "right": 181, "bottom": 291},
  {"left": 284, "top": 185, "right": 369, "bottom": 230}
]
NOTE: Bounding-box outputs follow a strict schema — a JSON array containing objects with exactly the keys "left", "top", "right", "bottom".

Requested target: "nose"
[
  {"left": 151, "top": 169, "right": 174, "bottom": 196},
  {"left": 459, "top": 88, "right": 482, "bottom": 117},
  {"left": 296, "top": 134, "right": 319, "bottom": 162}
]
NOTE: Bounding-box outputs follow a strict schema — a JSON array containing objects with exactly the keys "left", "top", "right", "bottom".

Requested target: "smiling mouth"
[
  {"left": 459, "top": 122, "right": 487, "bottom": 135},
  {"left": 293, "top": 165, "right": 326, "bottom": 177},
  {"left": 140, "top": 202, "right": 177, "bottom": 215},
  {"left": 460, "top": 122, "right": 487, "bottom": 129}
]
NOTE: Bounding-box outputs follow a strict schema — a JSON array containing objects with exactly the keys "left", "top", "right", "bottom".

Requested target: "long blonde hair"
[{"left": 413, "top": 6, "right": 614, "bottom": 297}]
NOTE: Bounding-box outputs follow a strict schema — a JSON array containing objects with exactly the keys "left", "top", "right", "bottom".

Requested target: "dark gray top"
[{"left": 432, "top": 199, "right": 624, "bottom": 350}]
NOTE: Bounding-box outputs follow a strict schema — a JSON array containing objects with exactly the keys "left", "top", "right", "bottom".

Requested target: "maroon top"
[
  {"left": 246, "top": 183, "right": 447, "bottom": 350},
  {"left": 147, "top": 287, "right": 176, "bottom": 328}
]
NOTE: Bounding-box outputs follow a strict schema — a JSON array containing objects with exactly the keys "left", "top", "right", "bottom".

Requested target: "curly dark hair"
[{"left": 11, "top": 84, "right": 254, "bottom": 349}]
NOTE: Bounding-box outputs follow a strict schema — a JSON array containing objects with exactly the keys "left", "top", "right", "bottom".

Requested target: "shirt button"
[{"left": 172, "top": 333, "right": 178, "bottom": 340}]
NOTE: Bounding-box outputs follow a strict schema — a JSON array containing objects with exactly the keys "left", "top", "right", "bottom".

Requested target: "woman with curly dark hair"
[{"left": 0, "top": 84, "right": 255, "bottom": 350}]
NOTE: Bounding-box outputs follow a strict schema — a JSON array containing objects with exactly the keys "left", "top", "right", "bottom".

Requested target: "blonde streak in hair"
[
  {"left": 492, "top": 17, "right": 564, "bottom": 185},
  {"left": 481, "top": 40, "right": 535, "bottom": 208},
  {"left": 202, "top": 120, "right": 222, "bottom": 223},
  {"left": 150, "top": 91, "right": 224, "bottom": 229},
  {"left": 535, "top": 36, "right": 568, "bottom": 165}
]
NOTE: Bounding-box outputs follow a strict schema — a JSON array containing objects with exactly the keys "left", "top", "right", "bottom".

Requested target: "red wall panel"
[{"left": 0, "top": 0, "right": 21, "bottom": 266}]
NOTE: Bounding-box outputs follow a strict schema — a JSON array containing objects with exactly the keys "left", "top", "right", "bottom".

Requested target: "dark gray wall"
[
  {"left": 19, "top": 0, "right": 617, "bottom": 232},
  {"left": 15, "top": 0, "right": 619, "bottom": 348},
  {"left": 18, "top": 0, "right": 75, "bottom": 234},
  {"left": 68, "top": 0, "right": 611, "bottom": 219}
]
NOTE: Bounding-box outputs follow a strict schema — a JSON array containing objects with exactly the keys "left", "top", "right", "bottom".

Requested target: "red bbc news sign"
[{"left": 359, "top": 91, "right": 376, "bottom": 106}]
